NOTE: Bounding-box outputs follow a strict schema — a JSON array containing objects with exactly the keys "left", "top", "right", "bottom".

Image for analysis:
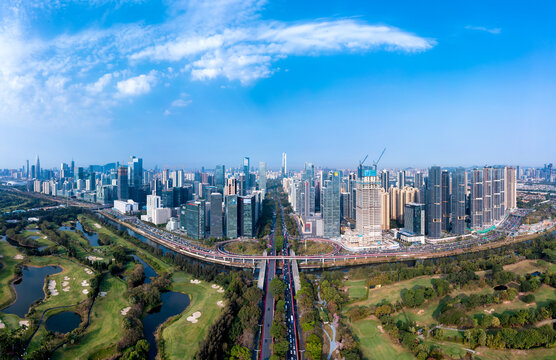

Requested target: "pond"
[
  {"left": 143, "top": 291, "right": 190, "bottom": 360},
  {"left": 2, "top": 265, "right": 62, "bottom": 317},
  {"left": 494, "top": 284, "right": 508, "bottom": 291},
  {"left": 45, "top": 311, "right": 81, "bottom": 333},
  {"left": 132, "top": 254, "right": 157, "bottom": 284},
  {"left": 75, "top": 221, "right": 100, "bottom": 247}
]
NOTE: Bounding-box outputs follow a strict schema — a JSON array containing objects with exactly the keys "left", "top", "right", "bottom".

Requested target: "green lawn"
[
  {"left": 350, "top": 318, "right": 414, "bottom": 360},
  {"left": 54, "top": 275, "right": 130, "bottom": 360},
  {"left": 503, "top": 259, "right": 556, "bottom": 276},
  {"left": 346, "top": 279, "right": 367, "bottom": 300},
  {"left": 159, "top": 271, "right": 225, "bottom": 360},
  {"left": 223, "top": 241, "right": 265, "bottom": 255},
  {"left": 0, "top": 241, "right": 24, "bottom": 309},
  {"left": 475, "top": 346, "right": 556, "bottom": 360},
  {"left": 295, "top": 240, "right": 335, "bottom": 256}
]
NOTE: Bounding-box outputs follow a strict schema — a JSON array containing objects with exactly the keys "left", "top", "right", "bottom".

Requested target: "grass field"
[
  {"left": 0, "top": 241, "right": 24, "bottom": 309},
  {"left": 475, "top": 346, "right": 556, "bottom": 360},
  {"left": 159, "top": 271, "right": 225, "bottom": 360},
  {"left": 503, "top": 259, "right": 556, "bottom": 275},
  {"left": 345, "top": 279, "right": 367, "bottom": 300},
  {"left": 54, "top": 275, "right": 130, "bottom": 360},
  {"left": 223, "top": 240, "right": 265, "bottom": 255},
  {"left": 295, "top": 240, "right": 336, "bottom": 256},
  {"left": 350, "top": 318, "right": 414, "bottom": 360}
]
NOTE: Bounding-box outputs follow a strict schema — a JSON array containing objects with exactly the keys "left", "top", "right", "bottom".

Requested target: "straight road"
[{"left": 259, "top": 211, "right": 277, "bottom": 360}]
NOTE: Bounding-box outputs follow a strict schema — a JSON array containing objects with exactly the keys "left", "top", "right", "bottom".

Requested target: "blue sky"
[{"left": 0, "top": 0, "right": 554, "bottom": 170}]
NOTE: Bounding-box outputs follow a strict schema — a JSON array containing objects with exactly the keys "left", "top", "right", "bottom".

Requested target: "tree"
[
  {"left": 270, "top": 278, "right": 286, "bottom": 299},
  {"left": 306, "top": 333, "right": 322, "bottom": 360},
  {"left": 229, "top": 345, "right": 251, "bottom": 360}
]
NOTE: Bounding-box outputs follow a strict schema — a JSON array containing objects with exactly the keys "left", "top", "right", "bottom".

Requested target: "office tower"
[
  {"left": 380, "top": 170, "right": 389, "bottom": 191},
  {"left": 322, "top": 171, "right": 341, "bottom": 238},
  {"left": 210, "top": 193, "right": 223, "bottom": 238},
  {"left": 340, "top": 192, "right": 350, "bottom": 219},
  {"left": 89, "top": 172, "right": 96, "bottom": 191},
  {"left": 181, "top": 201, "right": 205, "bottom": 240},
  {"left": 215, "top": 165, "right": 225, "bottom": 193},
  {"left": 441, "top": 170, "right": 451, "bottom": 231},
  {"left": 117, "top": 166, "right": 129, "bottom": 200},
  {"left": 426, "top": 166, "right": 442, "bottom": 238},
  {"left": 470, "top": 168, "right": 484, "bottom": 228},
  {"left": 355, "top": 165, "right": 382, "bottom": 240},
  {"left": 397, "top": 170, "right": 405, "bottom": 188},
  {"left": 225, "top": 177, "right": 237, "bottom": 195},
  {"left": 414, "top": 172, "right": 424, "bottom": 188},
  {"left": 304, "top": 162, "right": 315, "bottom": 183},
  {"left": 238, "top": 195, "right": 256, "bottom": 238},
  {"left": 161, "top": 189, "right": 175, "bottom": 208},
  {"left": 492, "top": 168, "right": 505, "bottom": 221},
  {"left": 35, "top": 155, "right": 41, "bottom": 179},
  {"left": 243, "top": 157, "right": 250, "bottom": 189},
  {"left": 348, "top": 172, "right": 356, "bottom": 219},
  {"left": 70, "top": 159, "right": 75, "bottom": 178},
  {"left": 404, "top": 203, "right": 425, "bottom": 235},
  {"left": 129, "top": 156, "right": 143, "bottom": 188},
  {"left": 388, "top": 186, "right": 399, "bottom": 224},
  {"left": 225, "top": 194, "right": 238, "bottom": 238},
  {"left": 482, "top": 167, "right": 493, "bottom": 226},
  {"left": 281, "top": 152, "right": 287, "bottom": 177},
  {"left": 380, "top": 190, "right": 390, "bottom": 230},
  {"left": 504, "top": 167, "right": 517, "bottom": 210},
  {"left": 26, "top": 160, "right": 29, "bottom": 178},
  {"left": 452, "top": 168, "right": 466, "bottom": 235},
  {"left": 259, "top": 162, "right": 267, "bottom": 192},
  {"left": 31, "top": 165, "right": 36, "bottom": 179},
  {"left": 146, "top": 195, "right": 162, "bottom": 220}
]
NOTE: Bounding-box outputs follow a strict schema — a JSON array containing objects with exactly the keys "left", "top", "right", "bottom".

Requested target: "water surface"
[{"left": 45, "top": 311, "right": 81, "bottom": 333}]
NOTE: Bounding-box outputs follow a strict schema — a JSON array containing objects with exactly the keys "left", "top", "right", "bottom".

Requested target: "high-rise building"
[
  {"left": 259, "top": 162, "right": 267, "bottom": 192},
  {"left": 210, "top": 193, "right": 223, "bottom": 238},
  {"left": 89, "top": 172, "right": 96, "bottom": 191},
  {"left": 470, "top": 168, "right": 484, "bottom": 229},
  {"left": 483, "top": 167, "right": 493, "bottom": 226},
  {"left": 225, "top": 194, "right": 238, "bottom": 238},
  {"left": 504, "top": 167, "right": 517, "bottom": 210},
  {"left": 243, "top": 157, "right": 250, "bottom": 190},
  {"left": 380, "top": 190, "right": 390, "bottom": 230},
  {"left": 181, "top": 200, "right": 205, "bottom": 240},
  {"left": 426, "top": 166, "right": 442, "bottom": 238},
  {"left": 129, "top": 156, "right": 143, "bottom": 188},
  {"left": 441, "top": 170, "right": 451, "bottom": 231},
  {"left": 238, "top": 195, "right": 256, "bottom": 238},
  {"left": 380, "top": 170, "right": 389, "bottom": 191},
  {"left": 225, "top": 177, "right": 237, "bottom": 195},
  {"left": 215, "top": 165, "right": 225, "bottom": 193},
  {"left": 117, "top": 166, "right": 129, "bottom": 200},
  {"left": 414, "top": 172, "right": 424, "bottom": 188},
  {"left": 397, "top": 170, "right": 405, "bottom": 188},
  {"left": 322, "top": 171, "right": 341, "bottom": 238},
  {"left": 281, "top": 152, "right": 287, "bottom": 177},
  {"left": 452, "top": 168, "right": 466, "bottom": 235},
  {"left": 26, "top": 160, "right": 29, "bottom": 179},
  {"left": 404, "top": 203, "right": 425, "bottom": 235},
  {"left": 492, "top": 168, "right": 505, "bottom": 221},
  {"left": 35, "top": 155, "right": 41, "bottom": 180},
  {"left": 355, "top": 166, "right": 382, "bottom": 240}
]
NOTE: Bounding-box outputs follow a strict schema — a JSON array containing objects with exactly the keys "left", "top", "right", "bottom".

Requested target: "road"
[{"left": 259, "top": 211, "right": 277, "bottom": 360}]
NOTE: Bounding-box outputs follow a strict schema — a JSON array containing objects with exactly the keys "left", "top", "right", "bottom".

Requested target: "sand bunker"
[
  {"left": 217, "top": 300, "right": 224, "bottom": 307},
  {"left": 190, "top": 279, "right": 202, "bottom": 284},
  {"left": 211, "top": 284, "right": 219, "bottom": 289},
  {"left": 84, "top": 268, "right": 94, "bottom": 275},
  {"left": 81, "top": 280, "right": 90, "bottom": 287},
  {"left": 217, "top": 289, "right": 224, "bottom": 293},
  {"left": 211, "top": 284, "right": 224, "bottom": 292},
  {"left": 19, "top": 320, "right": 30, "bottom": 328},
  {"left": 0, "top": 319, "right": 5, "bottom": 329},
  {"left": 82, "top": 289, "right": 89, "bottom": 294},
  {"left": 186, "top": 311, "right": 202, "bottom": 323},
  {"left": 63, "top": 287, "right": 70, "bottom": 292},
  {"left": 62, "top": 281, "right": 69, "bottom": 287},
  {"left": 484, "top": 308, "right": 495, "bottom": 314},
  {"left": 377, "top": 325, "right": 384, "bottom": 333},
  {"left": 14, "top": 254, "right": 24, "bottom": 260},
  {"left": 48, "top": 280, "right": 59, "bottom": 296},
  {"left": 86, "top": 256, "right": 103, "bottom": 262},
  {"left": 64, "top": 276, "right": 70, "bottom": 281},
  {"left": 121, "top": 307, "right": 131, "bottom": 316},
  {"left": 99, "top": 291, "right": 107, "bottom": 297},
  {"left": 417, "top": 309, "right": 425, "bottom": 315},
  {"left": 0, "top": 255, "right": 3, "bottom": 258},
  {"left": 94, "top": 223, "right": 101, "bottom": 229}
]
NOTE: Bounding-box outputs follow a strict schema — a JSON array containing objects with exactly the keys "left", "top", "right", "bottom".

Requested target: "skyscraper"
[
  {"left": 238, "top": 195, "right": 256, "bottom": 238},
  {"left": 322, "top": 171, "right": 341, "bottom": 238},
  {"left": 117, "top": 166, "right": 129, "bottom": 200},
  {"left": 210, "top": 193, "right": 223, "bottom": 238},
  {"left": 397, "top": 170, "right": 405, "bottom": 188},
  {"left": 470, "top": 168, "right": 484, "bottom": 229},
  {"left": 482, "top": 167, "right": 493, "bottom": 226},
  {"left": 380, "top": 170, "right": 389, "bottom": 190},
  {"left": 26, "top": 160, "right": 29, "bottom": 179},
  {"left": 35, "top": 155, "right": 41, "bottom": 180},
  {"left": 215, "top": 164, "right": 225, "bottom": 193},
  {"left": 492, "top": 168, "right": 505, "bottom": 221},
  {"left": 181, "top": 201, "right": 205, "bottom": 240},
  {"left": 281, "top": 152, "right": 287, "bottom": 177},
  {"left": 404, "top": 203, "right": 425, "bottom": 235},
  {"left": 355, "top": 165, "right": 382, "bottom": 240},
  {"left": 441, "top": 170, "right": 451, "bottom": 231},
  {"left": 426, "top": 166, "right": 442, "bottom": 238},
  {"left": 129, "top": 156, "right": 143, "bottom": 188},
  {"left": 225, "top": 194, "right": 238, "bottom": 238},
  {"left": 243, "top": 157, "right": 250, "bottom": 190},
  {"left": 452, "top": 168, "right": 466, "bottom": 235},
  {"left": 259, "top": 162, "right": 267, "bottom": 192},
  {"left": 504, "top": 167, "right": 517, "bottom": 210}
]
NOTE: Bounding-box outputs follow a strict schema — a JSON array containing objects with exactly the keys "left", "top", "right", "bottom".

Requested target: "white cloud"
[
  {"left": 87, "top": 73, "right": 113, "bottom": 93},
  {"left": 465, "top": 25, "right": 501, "bottom": 34},
  {"left": 116, "top": 72, "right": 156, "bottom": 96},
  {"left": 171, "top": 98, "right": 192, "bottom": 107}
]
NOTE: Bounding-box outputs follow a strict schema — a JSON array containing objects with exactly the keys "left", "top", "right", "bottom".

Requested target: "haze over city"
[{"left": 1, "top": 0, "right": 555, "bottom": 168}]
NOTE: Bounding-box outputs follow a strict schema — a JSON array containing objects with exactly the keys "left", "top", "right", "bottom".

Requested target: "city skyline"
[{"left": 1, "top": 0, "right": 555, "bottom": 168}]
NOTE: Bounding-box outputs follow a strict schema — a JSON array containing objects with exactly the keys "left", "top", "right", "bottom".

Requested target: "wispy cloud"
[
  {"left": 116, "top": 72, "right": 157, "bottom": 96},
  {"left": 465, "top": 25, "right": 501, "bottom": 34}
]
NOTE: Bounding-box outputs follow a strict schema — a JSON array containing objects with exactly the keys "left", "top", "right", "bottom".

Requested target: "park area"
[
  {"left": 295, "top": 239, "right": 337, "bottom": 256},
  {"left": 223, "top": 240, "right": 265, "bottom": 255}
]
